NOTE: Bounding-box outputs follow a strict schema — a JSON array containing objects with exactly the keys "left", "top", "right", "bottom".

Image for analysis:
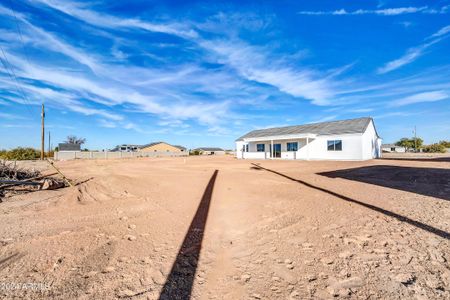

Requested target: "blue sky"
[{"left": 0, "top": 0, "right": 449, "bottom": 150}]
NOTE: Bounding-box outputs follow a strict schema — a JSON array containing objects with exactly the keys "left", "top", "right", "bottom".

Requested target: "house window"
[
  {"left": 245, "top": 145, "right": 249, "bottom": 152},
  {"left": 327, "top": 140, "right": 342, "bottom": 151},
  {"left": 287, "top": 142, "right": 298, "bottom": 151},
  {"left": 256, "top": 144, "right": 265, "bottom": 152}
]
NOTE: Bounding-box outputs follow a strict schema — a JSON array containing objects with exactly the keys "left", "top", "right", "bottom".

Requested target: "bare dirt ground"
[{"left": 0, "top": 155, "right": 449, "bottom": 299}]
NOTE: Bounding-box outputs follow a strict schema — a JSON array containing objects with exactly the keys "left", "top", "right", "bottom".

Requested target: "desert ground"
[{"left": 0, "top": 154, "right": 449, "bottom": 299}]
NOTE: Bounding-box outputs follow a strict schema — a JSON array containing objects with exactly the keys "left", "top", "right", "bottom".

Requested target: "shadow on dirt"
[
  {"left": 159, "top": 170, "right": 218, "bottom": 300},
  {"left": 251, "top": 163, "right": 449, "bottom": 240},
  {"left": 318, "top": 165, "right": 450, "bottom": 202}
]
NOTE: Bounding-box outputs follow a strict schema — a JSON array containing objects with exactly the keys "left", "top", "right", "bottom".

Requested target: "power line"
[
  {"left": 0, "top": 45, "right": 38, "bottom": 121},
  {"left": 8, "top": 0, "right": 33, "bottom": 68}
]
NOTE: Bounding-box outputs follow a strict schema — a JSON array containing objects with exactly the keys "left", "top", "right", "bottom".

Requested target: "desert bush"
[
  {"left": 422, "top": 143, "right": 446, "bottom": 153},
  {"left": 439, "top": 140, "right": 450, "bottom": 148},
  {"left": 0, "top": 147, "right": 40, "bottom": 160}
]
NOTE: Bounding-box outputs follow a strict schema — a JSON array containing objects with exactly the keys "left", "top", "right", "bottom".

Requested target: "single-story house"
[
  {"left": 58, "top": 143, "right": 81, "bottom": 152},
  {"left": 193, "top": 147, "right": 226, "bottom": 155},
  {"left": 111, "top": 144, "right": 140, "bottom": 152},
  {"left": 111, "top": 142, "right": 186, "bottom": 152},
  {"left": 236, "top": 117, "right": 382, "bottom": 160},
  {"left": 381, "top": 144, "right": 406, "bottom": 153},
  {"left": 139, "top": 142, "right": 185, "bottom": 152}
]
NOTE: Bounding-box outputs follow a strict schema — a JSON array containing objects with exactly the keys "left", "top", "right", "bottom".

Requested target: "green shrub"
[
  {"left": 422, "top": 143, "right": 446, "bottom": 153},
  {"left": 0, "top": 147, "right": 40, "bottom": 160}
]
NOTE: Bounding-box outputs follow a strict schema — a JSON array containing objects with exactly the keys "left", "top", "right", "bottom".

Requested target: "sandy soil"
[{"left": 0, "top": 155, "right": 449, "bottom": 299}]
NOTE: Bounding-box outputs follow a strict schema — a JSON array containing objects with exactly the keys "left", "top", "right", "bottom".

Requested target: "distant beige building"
[{"left": 140, "top": 142, "right": 186, "bottom": 152}]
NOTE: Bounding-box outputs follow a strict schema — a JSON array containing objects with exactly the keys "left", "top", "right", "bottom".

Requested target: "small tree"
[
  {"left": 423, "top": 143, "right": 446, "bottom": 153},
  {"left": 395, "top": 137, "right": 423, "bottom": 152},
  {"left": 439, "top": 140, "right": 450, "bottom": 148},
  {"left": 65, "top": 135, "right": 86, "bottom": 145}
]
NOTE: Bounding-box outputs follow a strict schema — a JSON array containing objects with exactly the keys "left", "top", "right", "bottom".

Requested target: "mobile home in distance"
[{"left": 236, "top": 117, "right": 381, "bottom": 160}]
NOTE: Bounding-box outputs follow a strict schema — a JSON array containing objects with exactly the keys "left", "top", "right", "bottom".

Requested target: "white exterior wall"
[
  {"left": 306, "top": 134, "right": 363, "bottom": 160},
  {"left": 381, "top": 146, "right": 405, "bottom": 153},
  {"left": 236, "top": 141, "right": 246, "bottom": 159},
  {"left": 361, "top": 120, "right": 382, "bottom": 159},
  {"left": 236, "top": 120, "right": 381, "bottom": 160}
]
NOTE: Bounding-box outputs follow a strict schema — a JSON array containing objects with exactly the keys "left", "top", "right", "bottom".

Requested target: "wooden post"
[{"left": 41, "top": 104, "right": 45, "bottom": 160}]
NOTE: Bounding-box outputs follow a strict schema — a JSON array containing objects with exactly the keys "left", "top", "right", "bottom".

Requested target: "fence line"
[{"left": 54, "top": 151, "right": 188, "bottom": 160}]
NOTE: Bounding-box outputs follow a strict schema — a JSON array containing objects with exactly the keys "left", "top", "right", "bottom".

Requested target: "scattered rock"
[
  {"left": 119, "top": 216, "right": 128, "bottom": 221},
  {"left": 118, "top": 256, "right": 129, "bottom": 263},
  {"left": 41, "top": 178, "right": 65, "bottom": 190},
  {"left": 102, "top": 266, "right": 115, "bottom": 273},
  {"left": 284, "top": 259, "right": 293, "bottom": 264},
  {"left": 306, "top": 274, "right": 317, "bottom": 282},
  {"left": 83, "top": 271, "right": 98, "bottom": 278},
  {"left": 321, "top": 258, "right": 334, "bottom": 265},
  {"left": 251, "top": 293, "right": 262, "bottom": 299},
  {"left": 241, "top": 274, "right": 251, "bottom": 282},
  {"left": 394, "top": 273, "right": 415, "bottom": 285},
  {"left": 272, "top": 276, "right": 281, "bottom": 282},
  {"left": 140, "top": 257, "right": 152, "bottom": 265},
  {"left": 338, "top": 251, "right": 353, "bottom": 259},
  {"left": 124, "top": 235, "right": 136, "bottom": 241},
  {"left": 128, "top": 224, "right": 137, "bottom": 230}
]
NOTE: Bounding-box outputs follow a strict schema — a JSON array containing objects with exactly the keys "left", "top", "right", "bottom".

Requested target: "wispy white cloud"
[
  {"left": 390, "top": 91, "right": 449, "bottom": 107},
  {"left": 0, "top": 112, "right": 25, "bottom": 120},
  {"left": 29, "top": 0, "right": 198, "bottom": 39},
  {"left": 98, "top": 119, "right": 117, "bottom": 128},
  {"left": 200, "top": 40, "right": 342, "bottom": 105},
  {"left": 298, "top": 6, "right": 448, "bottom": 16},
  {"left": 377, "top": 25, "right": 450, "bottom": 74},
  {"left": 429, "top": 25, "right": 450, "bottom": 39}
]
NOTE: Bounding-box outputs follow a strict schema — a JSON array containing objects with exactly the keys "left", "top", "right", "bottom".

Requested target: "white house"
[
  {"left": 381, "top": 144, "right": 406, "bottom": 153},
  {"left": 193, "top": 147, "right": 226, "bottom": 155},
  {"left": 236, "top": 117, "right": 382, "bottom": 161}
]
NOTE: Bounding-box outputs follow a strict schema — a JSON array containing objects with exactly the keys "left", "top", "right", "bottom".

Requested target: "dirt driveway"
[{"left": 0, "top": 156, "right": 449, "bottom": 299}]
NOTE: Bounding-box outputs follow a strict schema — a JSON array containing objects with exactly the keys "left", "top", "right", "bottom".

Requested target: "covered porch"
[{"left": 241, "top": 133, "right": 316, "bottom": 160}]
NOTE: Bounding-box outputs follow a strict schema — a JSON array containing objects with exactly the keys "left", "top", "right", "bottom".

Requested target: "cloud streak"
[
  {"left": 298, "top": 6, "right": 448, "bottom": 16},
  {"left": 377, "top": 25, "right": 450, "bottom": 74},
  {"left": 390, "top": 91, "right": 449, "bottom": 107}
]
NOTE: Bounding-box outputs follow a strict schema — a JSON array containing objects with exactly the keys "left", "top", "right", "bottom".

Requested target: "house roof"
[
  {"left": 58, "top": 143, "right": 81, "bottom": 151},
  {"left": 382, "top": 144, "right": 404, "bottom": 148},
  {"left": 173, "top": 145, "right": 187, "bottom": 150},
  {"left": 236, "top": 117, "right": 377, "bottom": 141},
  {"left": 194, "top": 147, "right": 225, "bottom": 151},
  {"left": 140, "top": 141, "right": 164, "bottom": 148}
]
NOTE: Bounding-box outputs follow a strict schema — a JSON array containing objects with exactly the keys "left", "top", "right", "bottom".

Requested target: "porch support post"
[
  {"left": 306, "top": 137, "right": 310, "bottom": 161},
  {"left": 271, "top": 140, "right": 274, "bottom": 159}
]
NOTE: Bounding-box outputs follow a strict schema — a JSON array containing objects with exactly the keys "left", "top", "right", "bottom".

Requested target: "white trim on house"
[{"left": 236, "top": 118, "right": 382, "bottom": 161}]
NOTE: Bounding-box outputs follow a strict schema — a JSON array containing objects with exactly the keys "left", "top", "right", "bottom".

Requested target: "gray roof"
[
  {"left": 194, "top": 147, "right": 225, "bottom": 152},
  {"left": 58, "top": 143, "right": 81, "bottom": 151},
  {"left": 236, "top": 117, "right": 377, "bottom": 141},
  {"left": 382, "top": 144, "right": 404, "bottom": 148}
]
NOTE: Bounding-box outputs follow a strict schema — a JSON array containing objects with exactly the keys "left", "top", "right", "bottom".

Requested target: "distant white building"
[
  {"left": 236, "top": 117, "right": 382, "bottom": 161},
  {"left": 381, "top": 144, "right": 406, "bottom": 153},
  {"left": 193, "top": 147, "right": 226, "bottom": 155}
]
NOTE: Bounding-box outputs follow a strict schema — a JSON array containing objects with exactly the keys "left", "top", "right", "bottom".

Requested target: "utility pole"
[{"left": 41, "top": 103, "right": 45, "bottom": 160}]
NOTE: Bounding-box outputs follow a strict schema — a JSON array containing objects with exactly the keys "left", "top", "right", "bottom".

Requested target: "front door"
[{"left": 273, "top": 144, "right": 281, "bottom": 158}]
